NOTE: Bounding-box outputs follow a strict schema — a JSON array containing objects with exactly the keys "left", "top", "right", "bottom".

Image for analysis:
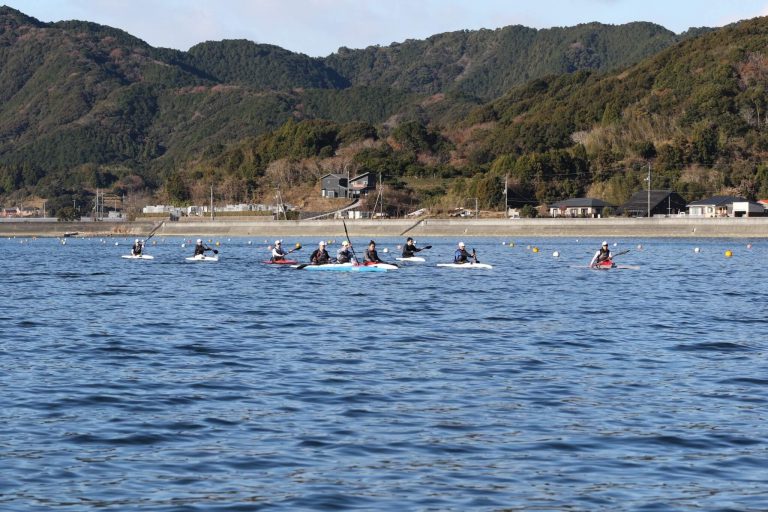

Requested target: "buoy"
[
  {"left": 747, "top": 243, "right": 752, "bottom": 249},
  {"left": 248, "top": 241, "right": 252, "bottom": 245},
  {"left": 613, "top": 242, "right": 618, "bottom": 247},
  {"left": 215, "top": 241, "right": 220, "bottom": 247},
  {"left": 552, "top": 251, "right": 559, "bottom": 258},
  {"left": 637, "top": 244, "right": 643, "bottom": 250},
  {"left": 502, "top": 241, "right": 506, "bottom": 246},
  {"left": 694, "top": 247, "right": 700, "bottom": 253},
  {"left": 725, "top": 250, "right": 733, "bottom": 258},
  {"left": 532, "top": 247, "right": 539, "bottom": 253},
  {"left": 509, "top": 242, "right": 515, "bottom": 247},
  {"left": 181, "top": 243, "right": 186, "bottom": 248},
  {"left": 383, "top": 248, "right": 389, "bottom": 253},
  {"left": 114, "top": 242, "right": 119, "bottom": 246}
]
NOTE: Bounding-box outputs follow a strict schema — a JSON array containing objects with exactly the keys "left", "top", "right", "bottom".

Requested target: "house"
[
  {"left": 320, "top": 173, "right": 348, "bottom": 198},
  {"left": 687, "top": 195, "right": 747, "bottom": 217},
  {"left": 616, "top": 190, "right": 688, "bottom": 217},
  {"left": 348, "top": 172, "right": 377, "bottom": 198},
  {"left": 549, "top": 198, "right": 615, "bottom": 218}
]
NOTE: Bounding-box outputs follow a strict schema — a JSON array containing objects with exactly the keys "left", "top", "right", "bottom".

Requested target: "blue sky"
[{"left": 6, "top": 0, "right": 768, "bottom": 56}]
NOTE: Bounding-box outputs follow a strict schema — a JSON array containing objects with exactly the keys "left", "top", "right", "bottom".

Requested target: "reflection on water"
[{"left": 1, "top": 236, "right": 767, "bottom": 511}]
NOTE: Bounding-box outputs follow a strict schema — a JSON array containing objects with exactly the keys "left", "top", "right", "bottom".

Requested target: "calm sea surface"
[{"left": 1, "top": 235, "right": 767, "bottom": 511}]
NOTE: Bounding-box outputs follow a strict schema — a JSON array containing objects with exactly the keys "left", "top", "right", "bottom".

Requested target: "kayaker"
[
  {"left": 337, "top": 240, "right": 355, "bottom": 264},
  {"left": 131, "top": 239, "right": 143, "bottom": 256},
  {"left": 402, "top": 237, "right": 424, "bottom": 258},
  {"left": 310, "top": 241, "right": 331, "bottom": 265},
  {"left": 590, "top": 241, "right": 612, "bottom": 267},
  {"left": 271, "top": 240, "right": 287, "bottom": 261},
  {"left": 454, "top": 241, "right": 474, "bottom": 263},
  {"left": 364, "top": 240, "right": 384, "bottom": 263},
  {"left": 194, "top": 239, "right": 212, "bottom": 256}
]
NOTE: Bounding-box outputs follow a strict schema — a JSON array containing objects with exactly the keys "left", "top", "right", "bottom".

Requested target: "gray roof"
[
  {"left": 551, "top": 198, "right": 614, "bottom": 208},
  {"left": 687, "top": 195, "right": 746, "bottom": 207}
]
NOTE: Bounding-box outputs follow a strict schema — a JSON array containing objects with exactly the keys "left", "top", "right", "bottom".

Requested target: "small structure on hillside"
[
  {"left": 320, "top": 173, "right": 348, "bottom": 198},
  {"left": 348, "top": 172, "right": 377, "bottom": 198},
  {"left": 549, "top": 198, "right": 615, "bottom": 218},
  {"left": 616, "top": 190, "right": 687, "bottom": 217}
]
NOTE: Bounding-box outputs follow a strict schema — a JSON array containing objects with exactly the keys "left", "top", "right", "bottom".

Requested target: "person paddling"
[
  {"left": 336, "top": 240, "right": 355, "bottom": 264},
  {"left": 590, "top": 241, "right": 613, "bottom": 268},
  {"left": 271, "top": 240, "right": 288, "bottom": 262},
  {"left": 402, "top": 237, "right": 428, "bottom": 258},
  {"left": 310, "top": 241, "right": 331, "bottom": 265},
  {"left": 454, "top": 241, "right": 476, "bottom": 263},
  {"left": 364, "top": 240, "right": 384, "bottom": 264},
  {"left": 131, "top": 239, "right": 144, "bottom": 256},
  {"left": 194, "top": 239, "right": 214, "bottom": 257}
]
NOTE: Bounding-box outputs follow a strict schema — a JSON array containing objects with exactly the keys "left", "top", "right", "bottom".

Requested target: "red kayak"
[
  {"left": 262, "top": 259, "right": 298, "bottom": 265},
  {"left": 594, "top": 260, "right": 615, "bottom": 269}
]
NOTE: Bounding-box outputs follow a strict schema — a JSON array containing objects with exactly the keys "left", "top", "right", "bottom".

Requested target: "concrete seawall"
[{"left": 2, "top": 217, "right": 768, "bottom": 238}]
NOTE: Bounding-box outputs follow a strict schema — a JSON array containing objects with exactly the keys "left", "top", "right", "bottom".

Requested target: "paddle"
[
  {"left": 144, "top": 221, "right": 164, "bottom": 244},
  {"left": 341, "top": 218, "right": 359, "bottom": 263},
  {"left": 472, "top": 248, "right": 480, "bottom": 264}
]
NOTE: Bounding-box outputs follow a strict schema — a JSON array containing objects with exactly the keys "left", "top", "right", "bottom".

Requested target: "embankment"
[{"left": 2, "top": 217, "right": 768, "bottom": 238}]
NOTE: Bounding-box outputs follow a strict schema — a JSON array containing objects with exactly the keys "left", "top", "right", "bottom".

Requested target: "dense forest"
[{"left": 2, "top": 6, "right": 767, "bottom": 218}]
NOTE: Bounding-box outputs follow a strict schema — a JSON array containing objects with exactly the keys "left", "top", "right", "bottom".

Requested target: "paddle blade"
[
  {"left": 213, "top": 249, "right": 219, "bottom": 254},
  {"left": 424, "top": 245, "right": 432, "bottom": 249}
]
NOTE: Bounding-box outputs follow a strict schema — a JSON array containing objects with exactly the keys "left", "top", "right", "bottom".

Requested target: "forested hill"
[
  {"left": 3, "top": 5, "right": 761, "bottom": 218},
  {"left": 325, "top": 22, "right": 689, "bottom": 100}
]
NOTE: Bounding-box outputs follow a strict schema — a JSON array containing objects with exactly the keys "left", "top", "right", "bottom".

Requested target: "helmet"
[
  {"left": 319, "top": 241, "right": 326, "bottom": 246},
  {"left": 458, "top": 241, "right": 465, "bottom": 248},
  {"left": 342, "top": 240, "right": 349, "bottom": 246},
  {"left": 602, "top": 241, "right": 608, "bottom": 246},
  {"left": 197, "top": 239, "right": 202, "bottom": 244},
  {"left": 135, "top": 239, "right": 139, "bottom": 244},
  {"left": 275, "top": 240, "right": 281, "bottom": 245}
]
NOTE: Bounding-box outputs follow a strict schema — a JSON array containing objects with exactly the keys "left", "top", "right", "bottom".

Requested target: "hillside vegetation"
[{"left": 2, "top": 6, "right": 766, "bottom": 217}]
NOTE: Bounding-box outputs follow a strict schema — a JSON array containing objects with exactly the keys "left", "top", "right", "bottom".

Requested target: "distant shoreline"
[{"left": 2, "top": 217, "right": 768, "bottom": 238}]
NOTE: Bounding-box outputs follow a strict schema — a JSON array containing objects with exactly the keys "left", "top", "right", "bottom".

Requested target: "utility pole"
[
  {"left": 210, "top": 186, "right": 214, "bottom": 220},
  {"left": 647, "top": 162, "right": 651, "bottom": 218}
]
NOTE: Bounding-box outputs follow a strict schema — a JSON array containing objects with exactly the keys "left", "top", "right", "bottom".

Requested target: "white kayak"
[
  {"left": 396, "top": 256, "right": 426, "bottom": 262},
  {"left": 437, "top": 262, "right": 493, "bottom": 269},
  {"left": 291, "top": 262, "right": 396, "bottom": 272},
  {"left": 122, "top": 254, "right": 154, "bottom": 260},
  {"left": 185, "top": 254, "right": 219, "bottom": 262}
]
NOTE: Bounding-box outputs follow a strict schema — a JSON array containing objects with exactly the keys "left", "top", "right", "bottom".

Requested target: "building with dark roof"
[
  {"left": 616, "top": 190, "right": 687, "bottom": 217},
  {"left": 549, "top": 198, "right": 615, "bottom": 218}
]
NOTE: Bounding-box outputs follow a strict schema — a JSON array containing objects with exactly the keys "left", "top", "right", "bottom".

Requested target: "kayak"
[
  {"left": 396, "top": 257, "right": 426, "bottom": 262},
  {"left": 437, "top": 262, "right": 493, "bottom": 269},
  {"left": 186, "top": 255, "right": 219, "bottom": 262},
  {"left": 122, "top": 254, "right": 154, "bottom": 260},
  {"left": 291, "top": 262, "right": 390, "bottom": 272},
  {"left": 262, "top": 259, "right": 298, "bottom": 265}
]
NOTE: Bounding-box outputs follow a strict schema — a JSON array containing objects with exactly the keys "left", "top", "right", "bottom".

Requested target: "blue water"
[{"left": 2, "top": 235, "right": 767, "bottom": 511}]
